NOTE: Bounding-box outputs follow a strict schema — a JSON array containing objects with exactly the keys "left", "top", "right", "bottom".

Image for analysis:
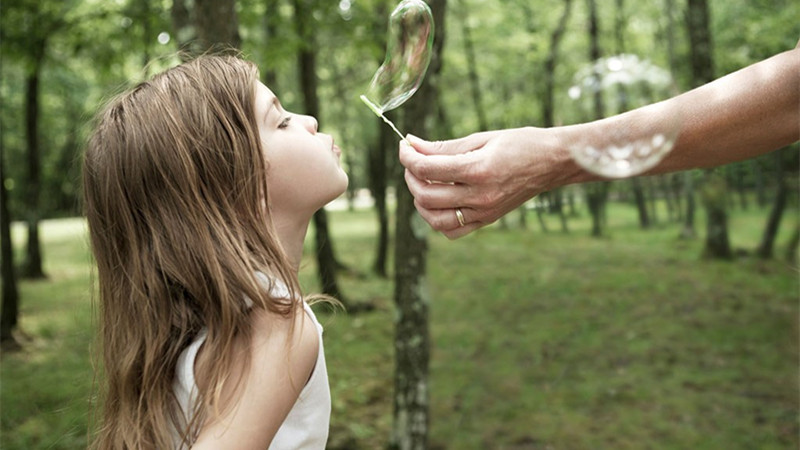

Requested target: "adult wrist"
[{"left": 549, "top": 124, "right": 600, "bottom": 188}]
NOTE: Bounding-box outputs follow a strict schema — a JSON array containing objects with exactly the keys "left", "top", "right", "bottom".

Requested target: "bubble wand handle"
[{"left": 360, "top": 95, "right": 408, "bottom": 143}]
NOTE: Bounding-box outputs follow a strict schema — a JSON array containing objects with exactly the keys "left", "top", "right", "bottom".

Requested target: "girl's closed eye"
[{"left": 278, "top": 116, "right": 292, "bottom": 129}]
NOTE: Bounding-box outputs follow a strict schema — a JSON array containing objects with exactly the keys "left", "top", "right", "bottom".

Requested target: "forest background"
[{"left": 1, "top": 0, "right": 798, "bottom": 448}]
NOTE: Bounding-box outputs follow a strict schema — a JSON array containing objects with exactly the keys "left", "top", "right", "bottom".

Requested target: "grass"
[{"left": 2, "top": 202, "right": 798, "bottom": 449}]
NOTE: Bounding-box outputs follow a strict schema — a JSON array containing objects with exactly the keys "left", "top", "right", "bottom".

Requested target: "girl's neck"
[{"left": 274, "top": 216, "right": 311, "bottom": 273}]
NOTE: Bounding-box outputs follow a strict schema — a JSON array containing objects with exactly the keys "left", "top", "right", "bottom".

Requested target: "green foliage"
[
  {"left": 1, "top": 0, "right": 794, "bottom": 215},
  {"left": 3, "top": 208, "right": 797, "bottom": 449}
]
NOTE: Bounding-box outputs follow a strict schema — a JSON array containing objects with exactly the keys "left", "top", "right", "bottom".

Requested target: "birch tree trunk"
[{"left": 391, "top": 1, "right": 446, "bottom": 447}]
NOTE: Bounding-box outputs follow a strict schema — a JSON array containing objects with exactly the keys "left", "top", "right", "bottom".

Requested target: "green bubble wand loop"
[{"left": 360, "top": 0, "right": 434, "bottom": 142}]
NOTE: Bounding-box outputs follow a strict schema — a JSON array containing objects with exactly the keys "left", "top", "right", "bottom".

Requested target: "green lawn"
[{"left": 2, "top": 203, "right": 798, "bottom": 449}]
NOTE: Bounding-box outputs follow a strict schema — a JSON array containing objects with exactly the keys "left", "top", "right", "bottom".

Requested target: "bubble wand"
[{"left": 360, "top": 95, "right": 406, "bottom": 140}]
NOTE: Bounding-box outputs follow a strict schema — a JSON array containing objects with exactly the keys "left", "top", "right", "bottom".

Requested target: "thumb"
[{"left": 407, "top": 132, "right": 489, "bottom": 156}]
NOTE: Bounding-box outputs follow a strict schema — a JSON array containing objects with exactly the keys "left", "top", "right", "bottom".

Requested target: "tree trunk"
[
  {"left": 756, "top": 149, "right": 789, "bottom": 258},
  {"left": 632, "top": 177, "right": 650, "bottom": 228},
  {"left": 1, "top": 118, "right": 20, "bottom": 346},
  {"left": 659, "top": 175, "right": 675, "bottom": 222},
  {"left": 370, "top": 118, "right": 392, "bottom": 278},
  {"left": 670, "top": 174, "right": 683, "bottom": 221},
  {"left": 785, "top": 222, "right": 799, "bottom": 265},
  {"left": 647, "top": 177, "right": 659, "bottom": 225},
  {"left": 686, "top": 0, "right": 715, "bottom": 86},
  {"left": 293, "top": 0, "right": 345, "bottom": 300},
  {"left": 586, "top": 182, "right": 609, "bottom": 237},
  {"left": 171, "top": 0, "right": 195, "bottom": 55},
  {"left": 686, "top": 0, "right": 730, "bottom": 258},
  {"left": 753, "top": 158, "right": 767, "bottom": 208},
  {"left": 680, "top": 171, "right": 697, "bottom": 238},
  {"left": 368, "top": 3, "right": 391, "bottom": 278},
  {"left": 195, "top": 0, "right": 241, "bottom": 51},
  {"left": 541, "top": 0, "right": 573, "bottom": 234},
  {"left": 261, "top": 0, "right": 281, "bottom": 88},
  {"left": 542, "top": 0, "right": 573, "bottom": 129},
  {"left": 587, "top": 0, "right": 604, "bottom": 120},
  {"left": 21, "top": 47, "right": 46, "bottom": 280},
  {"left": 173, "top": 0, "right": 239, "bottom": 56},
  {"left": 390, "top": 1, "right": 445, "bottom": 448},
  {"left": 584, "top": 0, "right": 609, "bottom": 237},
  {"left": 734, "top": 164, "right": 748, "bottom": 210},
  {"left": 555, "top": 190, "right": 569, "bottom": 233},
  {"left": 535, "top": 199, "right": 548, "bottom": 233},
  {"left": 459, "top": 8, "right": 488, "bottom": 132},
  {"left": 701, "top": 173, "right": 732, "bottom": 259}
]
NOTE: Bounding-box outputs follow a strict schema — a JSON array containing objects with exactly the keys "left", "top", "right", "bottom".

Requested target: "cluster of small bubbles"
[{"left": 567, "top": 54, "right": 681, "bottom": 178}]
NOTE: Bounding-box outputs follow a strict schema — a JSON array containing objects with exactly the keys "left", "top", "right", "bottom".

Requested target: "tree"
[
  {"left": 755, "top": 147, "right": 795, "bottom": 258},
  {"left": 172, "top": 0, "right": 240, "bottom": 56},
  {"left": 20, "top": 36, "right": 47, "bottom": 279},
  {"left": 687, "top": 0, "right": 732, "bottom": 259},
  {"left": 367, "top": 1, "right": 393, "bottom": 278},
  {"left": 196, "top": 0, "right": 241, "bottom": 51},
  {"left": 612, "top": 0, "right": 650, "bottom": 230},
  {"left": 369, "top": 119, "right": 393, "bottom": 278},
  {"left": 458, "top": 2, "right": 488, "bottom": 133},
  {"left": 293, "top": 0, "right": 346, "bottom": 301},
  {"left": 539, "top": 0, "right": 573, "bottom": 233},
  {"left": 584, "top": 0, "right": 610, "bottom": 238},
  {"left": 1, "top": 112, "right": 20, "bottom": 347},
  {"left": 3, "top": 0, "right": 71, "bottom": 280},
  {"left": 391, "top": 1, "right": 445, "bottom": 447}
]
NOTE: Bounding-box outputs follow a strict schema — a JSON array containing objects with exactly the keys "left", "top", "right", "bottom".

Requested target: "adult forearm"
[
  {"left": 555, "top": 47, "right": 799, "bottom": 185},
  {"left": 661, "top": 47, "right": 799, "bottom": 172}
]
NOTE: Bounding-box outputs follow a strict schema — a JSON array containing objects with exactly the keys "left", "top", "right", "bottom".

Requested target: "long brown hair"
[{"left": 84, "top": 55, "right": 302, "bottom": 449}]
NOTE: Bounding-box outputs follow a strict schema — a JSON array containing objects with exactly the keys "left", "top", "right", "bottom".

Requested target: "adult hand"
[{"left": 399, "top": 127, "right": 587, "bottom": 239}]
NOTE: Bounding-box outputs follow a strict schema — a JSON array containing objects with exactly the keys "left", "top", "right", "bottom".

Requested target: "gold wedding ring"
[{"left": 455, "top": 208, "right": 466, "bottom": 227}]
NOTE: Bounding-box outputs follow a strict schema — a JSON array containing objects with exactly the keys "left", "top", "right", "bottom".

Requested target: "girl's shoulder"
[{"left": 191, "top": 302, "right": 319, "bottom": 448}]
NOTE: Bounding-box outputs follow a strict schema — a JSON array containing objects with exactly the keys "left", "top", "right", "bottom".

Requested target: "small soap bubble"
[{"left": 567, "top": 54, "right": 681, "bottom": 178}]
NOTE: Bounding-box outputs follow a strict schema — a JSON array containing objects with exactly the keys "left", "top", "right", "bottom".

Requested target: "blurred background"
[{"left": 1, "top": 0, "right": 798, "bottom": 448}]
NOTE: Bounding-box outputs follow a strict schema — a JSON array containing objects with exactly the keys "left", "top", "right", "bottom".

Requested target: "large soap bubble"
[
  {"left": 360, "top": 0, "right": 434, "bottom": 139},
  {"left": 567, "top": 54, "right": 682, "bottom": 178}
]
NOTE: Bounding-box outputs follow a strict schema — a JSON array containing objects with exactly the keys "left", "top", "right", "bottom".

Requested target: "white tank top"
[{"left": 171, "top": 279, "right": 330, "bottom": 449}]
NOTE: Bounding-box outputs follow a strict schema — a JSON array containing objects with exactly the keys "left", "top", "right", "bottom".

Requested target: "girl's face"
[{"left": 254, "top": 82, "right": 348, "bottom": 219}]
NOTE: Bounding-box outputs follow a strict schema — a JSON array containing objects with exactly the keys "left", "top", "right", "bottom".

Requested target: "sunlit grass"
[{"left": 2, "top": 201, "right": 798, "bottom": 449}]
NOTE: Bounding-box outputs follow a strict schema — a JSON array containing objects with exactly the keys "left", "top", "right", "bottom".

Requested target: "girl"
[{"left": 83, "top": 55, "right": 347, "bottom": 449}]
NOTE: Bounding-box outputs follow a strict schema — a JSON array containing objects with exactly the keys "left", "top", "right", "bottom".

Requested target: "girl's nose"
[{"left": 302, "top": 115, "right": 318, "bottom": 133}]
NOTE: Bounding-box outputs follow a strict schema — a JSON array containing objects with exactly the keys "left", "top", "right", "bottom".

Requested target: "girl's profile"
[{"left": 83, "top": 54, "right": 347, "bottom": 449}]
